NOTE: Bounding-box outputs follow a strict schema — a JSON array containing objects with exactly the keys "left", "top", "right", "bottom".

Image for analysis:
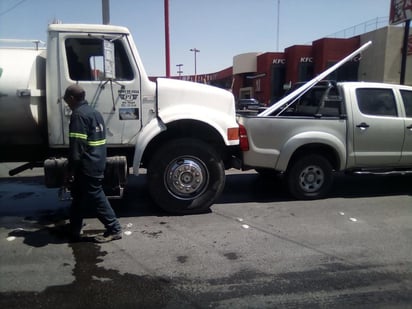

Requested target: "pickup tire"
[
  {"left": 286, "top": 154, "right": 333, "bottom": 200},
  {"left": 147, "top": 138, "right": 225, "bottom": 214}
]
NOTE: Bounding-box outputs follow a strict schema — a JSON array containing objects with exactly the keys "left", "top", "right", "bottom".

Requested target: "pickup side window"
[
  {"left": 356, "top": 88, "right": 397, "bottom": 117},
  {"left": 401, "top": 90, "right": 412, "bottom": 118},
  {"left": 65, "top": 38, "right": 134, "bottom": 81}
]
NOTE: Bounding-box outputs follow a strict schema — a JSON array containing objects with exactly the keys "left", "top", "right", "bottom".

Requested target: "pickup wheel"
[
  {"left": 286, "top": 154, "right": 333, "bottom": 200},
  {"left": 147, "top": 138, "right": 225, "bottom": 214}
]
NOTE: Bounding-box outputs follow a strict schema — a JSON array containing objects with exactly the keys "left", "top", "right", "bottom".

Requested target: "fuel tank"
[{"left": 0, "top": 48, "right": 48, "bottom": 161}]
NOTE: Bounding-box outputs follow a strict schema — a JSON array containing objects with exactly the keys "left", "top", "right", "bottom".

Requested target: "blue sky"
[{"left": 0, "top": 0, "right": 392, "bottom": 76}]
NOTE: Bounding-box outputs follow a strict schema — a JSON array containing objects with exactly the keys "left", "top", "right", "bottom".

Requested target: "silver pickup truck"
[{"left": 237, "top": 43, "right": 412, "bottom": 199}]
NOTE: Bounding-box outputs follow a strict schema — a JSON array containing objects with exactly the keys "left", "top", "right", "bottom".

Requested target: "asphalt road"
[{"left": 0, "top": 164, "right": 412, "bottom": 308}]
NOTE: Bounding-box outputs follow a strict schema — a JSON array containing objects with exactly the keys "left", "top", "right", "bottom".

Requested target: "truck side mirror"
[{"left": 103, "top": 40, "right": 116, "bottom": 79}]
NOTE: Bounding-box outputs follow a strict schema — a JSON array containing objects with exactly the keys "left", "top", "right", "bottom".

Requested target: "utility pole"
[
  {"left": 102, "top": 0, "right": 110, "bottom": 24},
  {"left": 276, "top": 0, "right": 280, "bottom": 51},
  {"left": 164, "top": 0, "right": 171, "bottom": 77},
  {"left": 190, "top": 48, "right": 200, "bottom": 82}
]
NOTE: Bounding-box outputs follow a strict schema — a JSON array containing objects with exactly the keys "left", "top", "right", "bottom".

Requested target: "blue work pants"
[{"left": 69, "top": 174, "right": 121, "bottom": 235}]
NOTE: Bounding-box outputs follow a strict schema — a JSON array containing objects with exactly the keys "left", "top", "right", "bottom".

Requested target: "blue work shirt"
[{"left": 68, "top": 101, "right": 107, "bottom": 178}]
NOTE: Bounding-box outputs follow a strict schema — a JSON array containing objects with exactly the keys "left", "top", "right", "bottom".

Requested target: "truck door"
[
  {"left": 58, "top": 33, "right": 141, "bottom": 146},
  {"left": 352, "top": 87, "right": 404, "bottom": 166}
]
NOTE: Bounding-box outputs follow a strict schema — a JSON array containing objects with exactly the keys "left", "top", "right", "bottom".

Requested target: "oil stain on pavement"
[{"left": 0, "top": 230, "right": 193, "bottom": 309}]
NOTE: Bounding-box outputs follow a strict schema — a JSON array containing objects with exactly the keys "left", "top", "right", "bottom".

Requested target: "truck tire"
[
  {"left": 147, "top": 138, "right": 225, "bottom": 214},
  {"left": 286, "top": 154, "right": 333, "bottom": 200}
]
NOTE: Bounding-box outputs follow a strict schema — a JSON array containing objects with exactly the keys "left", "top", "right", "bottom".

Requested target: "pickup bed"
[{"left": 238, "top": 81, "right": 412, "bottom": 199}]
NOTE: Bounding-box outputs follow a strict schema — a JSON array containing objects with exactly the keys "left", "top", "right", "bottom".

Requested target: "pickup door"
[{"left": 350, "top": 86, "right": 412, "bottom": 166}]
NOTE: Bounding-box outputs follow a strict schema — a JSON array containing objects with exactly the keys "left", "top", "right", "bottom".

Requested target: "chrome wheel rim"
[{"left": 165, "top": 157, "right": 209, "bottom": 200}]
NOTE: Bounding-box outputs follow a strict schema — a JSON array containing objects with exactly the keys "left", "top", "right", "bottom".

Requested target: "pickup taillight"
[{"left": 238, "top": 124, "right": 249, "bottom": 151}]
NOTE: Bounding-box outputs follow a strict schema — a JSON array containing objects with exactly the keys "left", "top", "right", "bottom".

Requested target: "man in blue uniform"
[{"left": 63, "top": 84, "right": 122, "bottom": 243}]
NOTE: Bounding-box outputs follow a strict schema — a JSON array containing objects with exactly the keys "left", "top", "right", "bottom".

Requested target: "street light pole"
[
  {"left": 190, "top": 48, "right": 200, "bottom": 82},
  {"left": 102, "top": 0, "right": 110, "bottom": 24},
  {"left": 176, "top": 64, "right": 183, "bottom": 79}
]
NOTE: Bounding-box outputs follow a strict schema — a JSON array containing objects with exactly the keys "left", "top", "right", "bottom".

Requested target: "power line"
[{"left": 0, "top": 0, "right": 30, "bottom": 17}]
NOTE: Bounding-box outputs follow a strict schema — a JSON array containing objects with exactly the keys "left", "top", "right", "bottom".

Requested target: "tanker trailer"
[
  {"left": 0, "top": 47, "right": 48, "bottom": 163},
  {"left": 0, "top": 45, "right": 127, "bottom": 194}
]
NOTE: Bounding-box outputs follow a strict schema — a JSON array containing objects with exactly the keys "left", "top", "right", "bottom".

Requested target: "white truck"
[
  {"left": 237, "top": 42, "right": 412, "bottom": 199},
  {"left": 0, "top": 23, "right": 240, "bottom": 214}
]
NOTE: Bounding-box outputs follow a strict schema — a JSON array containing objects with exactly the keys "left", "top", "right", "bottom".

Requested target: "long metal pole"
[{"left": 164, "top": 0, "right": 171, "bottom": 77}]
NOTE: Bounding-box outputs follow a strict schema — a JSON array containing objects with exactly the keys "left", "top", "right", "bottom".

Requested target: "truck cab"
[
  {"left": 0, "top": 23, "right": 240, "bottom": 214},
  {"left": 46, "top": 24, "right": 153, "bottom": 148}
]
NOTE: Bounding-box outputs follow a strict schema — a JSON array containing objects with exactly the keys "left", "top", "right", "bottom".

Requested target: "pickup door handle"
[
  {"left": 407, "top": 124, "right": 412, "bottom": 130},
  {"left": 356, "top": 122, "right": 370, "bottom": 130}
]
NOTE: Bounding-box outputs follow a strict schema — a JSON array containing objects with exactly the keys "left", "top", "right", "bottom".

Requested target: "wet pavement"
[{"left": 1, "top": 166, "right": 412, "bottom": 308}]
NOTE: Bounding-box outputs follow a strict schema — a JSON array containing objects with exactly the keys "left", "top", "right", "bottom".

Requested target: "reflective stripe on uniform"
[
  {"left": 69, "top": 132, "right": 87, "bottom": 140},
  {"left": 87, "top": 139, "right": 106, "bottom": 146},
  {"left": 70, "top": 132, "right": 106, "bottom": 147}
]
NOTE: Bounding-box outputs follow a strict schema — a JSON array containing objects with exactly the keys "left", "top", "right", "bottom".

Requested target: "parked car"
[{"left": 237, "top": 98, "right": 263, "bottom": 110}]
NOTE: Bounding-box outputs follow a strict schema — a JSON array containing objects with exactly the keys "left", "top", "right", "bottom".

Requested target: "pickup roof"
[{"left": 237, "top": 43, "right": 412, "bottom": 199}]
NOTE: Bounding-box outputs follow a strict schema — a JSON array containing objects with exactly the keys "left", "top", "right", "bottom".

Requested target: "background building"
[{"left": 162, "top": 25, "right": 411, "bottom": 105}]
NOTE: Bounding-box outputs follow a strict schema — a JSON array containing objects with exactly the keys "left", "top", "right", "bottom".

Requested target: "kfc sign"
[
  {"left": 300, "top": 57, "right": 313, "bottom": 63},
  {"left": 272, "top": 58, "right": 286, "bottom": 65},
  {"left": 390, "top": 0, "right": 412, "bottom": 24}
]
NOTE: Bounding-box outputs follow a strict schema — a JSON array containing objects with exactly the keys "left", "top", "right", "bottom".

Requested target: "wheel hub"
[
  {"left": 166, "top": 158, "right": 207, "bottom": 199},
  {"left": 299, "top": 165, "right": 324, "bottom": 192}
]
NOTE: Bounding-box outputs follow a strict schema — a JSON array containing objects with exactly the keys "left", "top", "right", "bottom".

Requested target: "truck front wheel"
[
  {"left": 147, "top": 138, "right": 225, "bottom": 214},
  {"left": 286, "top": 154, "right": 333, "bottom": 200}
]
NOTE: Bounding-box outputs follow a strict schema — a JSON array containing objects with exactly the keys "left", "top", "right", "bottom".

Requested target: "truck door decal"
[
  {"left": 118, "top": 89, "right": 139, "bottom": 120},
  {"left": 119, "top": 108, "right": 139, "bottom": 120}
]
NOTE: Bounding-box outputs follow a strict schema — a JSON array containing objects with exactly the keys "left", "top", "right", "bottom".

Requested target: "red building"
[
  {"left": 161, "top": 25, "right": 411, "bottom": 105},
  {"left": 231, "top": 36, "right": 361, "bottom": 105},
  {"left": 167, "top": 36, "right": 363, "bottom": 105}
]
